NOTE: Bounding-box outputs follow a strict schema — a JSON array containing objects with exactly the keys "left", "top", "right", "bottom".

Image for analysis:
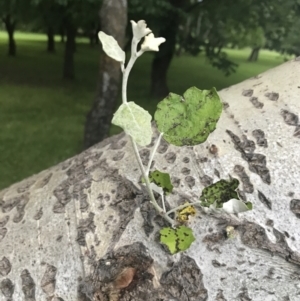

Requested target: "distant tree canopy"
[
  {"left": 265, "top": 0, "right": 300, "bottom": 57},
  {"left": 1, "top": 0, "right": 298, "bottom": 79},
  {"left": 31, "top": 0, "right": 102, "bottom": 79},
  {"left": 0, "top": 0, "right": 33, "bottom": 56},
  {"left": 128, "top": 0, "right": 299, "bottom": 96},
  {"left": 0, "top": 0, "right": 102, "bottom": 78}
]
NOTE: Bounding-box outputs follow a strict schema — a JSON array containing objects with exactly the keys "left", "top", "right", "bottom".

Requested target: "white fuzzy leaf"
[
  {"left": 149, "top": 182, "right": 164, "bottom": 195},
  {"left": 98, "top": 31, "right": 125, "bottom": 63},
  {"left": 141, "top": 33, "right": 166, "bottom": 52},
  {"left": 112, "top": 102, "right": 152, "bottom": 146},
  {"left": 131, "top": 20, "right": 152, "bottom": 40},
  {"left": 202, "top": 201, "right": 217, "bottom": 214},
  {"left": 222, "top": 199, "right": 250, "bottom": 214}
]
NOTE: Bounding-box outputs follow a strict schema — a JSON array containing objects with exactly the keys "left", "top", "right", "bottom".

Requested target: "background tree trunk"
[
  {"left": 1, "top": 59, "right": 300, "bottom": 300},
  {"left": 83, "top": 0, "right": 127, "bottom": 149},
  {"left": 150, "top": 0, "right": 185, "bottom": 98},
  {"left": 150, "top": 24, "right": 177, "bottom": 98},
  {"left": 247, "top": 46, "right": 260, "bottom": 61},
  {"left": 59, "top": 25, "right": 65, "bottom": 43},
  {"left": 63, "top": 22, "right": 76, "bottom": 79},
  {"left": 47, "top": 26, "right": 55, "bottom": 53},
  {"left": 3, "top": 14, "right": 16, "bottom": 56},
  {"left": 88, "top": 22, "right": 99, "bottom": 47}
]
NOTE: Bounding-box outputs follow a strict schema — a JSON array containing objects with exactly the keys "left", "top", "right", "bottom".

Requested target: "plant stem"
[
  {"left": 166, "top": 201, "right": 201, "bottom": 216},
  {"left": 129, "top": 137, "right": 174, "bottom": 225},
  {"left": 161, "top": 193, "right": 166, "bottom": 212},
  {"left": 122, "top": 38, "right": 139, "bottom": 104},
  {"left": 122, "top": 36, "right": 174, "bottom": 226},
  {"left": 146, "top": 132, "right": 163, "bottom": 175}
]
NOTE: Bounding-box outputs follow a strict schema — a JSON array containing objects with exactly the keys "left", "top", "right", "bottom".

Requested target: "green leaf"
[
  {"left": 160, "top": 226, "right": 195, "bottom": 254},
  {"left": 154, "top": 87, "right": 222, "bottom": 146},
  {"left": 200, "top": 178, "right": 240, "bottom": 208},
  {"left": 98, "top": 31, "right": 125, "bottom": 64},
  {"left": 245, "top": 202, "right": 253, "bottom": 210},
  {"left": 148, "top": 170, "right": 173, "bottom": 194},
  {"left": 112, "top": 102, "right": 152, "bottom": 146}
]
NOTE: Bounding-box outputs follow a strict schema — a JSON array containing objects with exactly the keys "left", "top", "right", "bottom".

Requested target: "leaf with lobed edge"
[
  {"left": 112, "top": 102, "right": 152, "bottom": 146},
  {"left": 148, "top": 170, "right": 173, "bottom": 195},
  {"left": 160, "top": 226, "right": 195, "bottom": 254},
  {"left": 141, "top": 33, "right": 166, "bottom": 52},
  {"left": 154, "top": 87, "right": 222, "bottom": 146},
  {"left": 98, "top": 31, "right": 125, "bottom": 64},
  {"left": 130, "top": 20, "right": 152, "bottom": 40}
]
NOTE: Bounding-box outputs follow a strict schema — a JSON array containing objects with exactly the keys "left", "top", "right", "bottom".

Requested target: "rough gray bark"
[
  {"left": 84, "top": 0, "right": 127, "bottom": 149},
  {"left": 0, "top": 58, "right": 300, "bottom": 301}
]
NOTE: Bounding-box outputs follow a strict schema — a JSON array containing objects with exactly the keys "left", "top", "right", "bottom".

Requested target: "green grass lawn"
[{"left": 0, "top": 31, "right": 288, "bottom": 189}]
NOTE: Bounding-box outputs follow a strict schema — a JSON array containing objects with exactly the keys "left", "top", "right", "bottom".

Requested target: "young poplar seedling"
[{"left": 98, "top": 20, "right": 252, "bottom": 254}]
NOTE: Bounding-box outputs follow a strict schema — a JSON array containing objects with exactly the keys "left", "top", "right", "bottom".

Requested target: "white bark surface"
[{"left": 0, "top": 58, "right": 300, "bottom": 301}]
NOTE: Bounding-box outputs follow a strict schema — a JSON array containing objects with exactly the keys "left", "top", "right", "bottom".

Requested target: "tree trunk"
[
  {"left": 1, "top": 59, "right": 300, "bottom": 300},
  {"left": 63, "top": 22, "right": 76, "bottom": 79},
  {"left": 47, "top": 26, "right": 55, "bottom": 53},
  {"left": 3, "top": 14, "right": 16, "bottom": 56},
  {"left": 150, "top": 43, "right": 175, "bottom": 98},
  {"left": 83, "top": 0, "right": 127, "bottom": 149},
  {"left": 89, "top": 22, "right": 99, "bottom": 47},
  {"left": 150, "top": 0, "right": 185, "bottom": 98},
  {"left": 247, "top": 47, "right": 260, "bottom": 61},
  {"left": 60, "top": 26, "right": 65, "bottom": 43},
  {"left": 89, "top": 34, "right": 94, "bottom": 46}
]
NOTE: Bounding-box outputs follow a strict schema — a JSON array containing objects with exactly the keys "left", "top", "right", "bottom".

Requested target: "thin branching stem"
[
  {"left": 122, "top": 38, "right": 139, "bottom": 104},
  {"left": 130, "top": 137, "right": 174, "bottom": 225},
  {"left": 161, "top": 193, "right": 166, "bottom": 213},
  {"left": 122, "top": 35, "right": 175, "bottom": 226},
  {"left": 146, "top": 132, "right": 163, "bottom": 175}
]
